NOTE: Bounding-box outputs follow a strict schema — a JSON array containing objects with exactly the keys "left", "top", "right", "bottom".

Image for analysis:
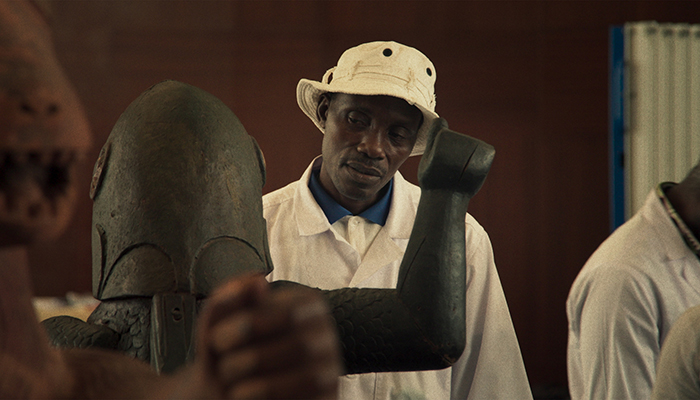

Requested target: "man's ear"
[{"left": 316, "top": 95, "right": 330, "bottom": 130}]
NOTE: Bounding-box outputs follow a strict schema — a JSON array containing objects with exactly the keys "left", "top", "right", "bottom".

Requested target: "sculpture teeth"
[
  {"left": 0, "top": 149, "right": 77, "bottom": 219},
  {"left": 13, "top": 152, "right": 28, "bottom": 165},
  {"left": 53, "top": 150, "right": 75, "bottom": 168},
  {"left": 0, "top": 150, "right": 77, "bottom": 167}
]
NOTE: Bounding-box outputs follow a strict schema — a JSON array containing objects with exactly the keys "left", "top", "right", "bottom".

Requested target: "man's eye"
[
  {"left": 348, "top": 117, "right": 368, "bottom": 127},
  {"left": 390, "top": 130, "right": 408, "bottom": 140},
  {"left": 347, "top": 112, "right": 368, "bottom": 126}
]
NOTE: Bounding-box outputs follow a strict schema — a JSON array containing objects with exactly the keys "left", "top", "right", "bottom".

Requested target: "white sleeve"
[
  {"left": 450, "top": 219, "right": 533, "bottom": 400},
  {"left": 567, "top": 265, "right": 660, "bottom": 400},
  {"left": 652, "top": 305, "right": 700, "bottom": 400}
]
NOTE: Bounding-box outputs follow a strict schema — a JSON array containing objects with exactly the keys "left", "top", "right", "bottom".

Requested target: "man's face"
[{"left": 317, "top": 93, "right": 422, "bottom": 214}]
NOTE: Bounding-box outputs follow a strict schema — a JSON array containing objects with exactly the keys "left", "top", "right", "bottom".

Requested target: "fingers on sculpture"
[
  {"left": 58, "top": 274, "right": 341, "bottom": 400},
  {"left": 45, "top": 79, "right": 495, "bottom": 375},
  {"left": 193, "top": 274, "right": 341, "bottom": 399}
]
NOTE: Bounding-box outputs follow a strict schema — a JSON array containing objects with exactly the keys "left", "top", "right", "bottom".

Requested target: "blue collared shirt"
[{"left": 308, "top": 167, "right": 392, "bottom": 226}]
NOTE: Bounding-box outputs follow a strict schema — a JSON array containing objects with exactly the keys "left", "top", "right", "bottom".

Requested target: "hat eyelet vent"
[
  {"left": 383, "top": 48, "right": 392, "bottom": 57},
  {"left": 426, "top": 68, "right": 432, "bottom": 77}
]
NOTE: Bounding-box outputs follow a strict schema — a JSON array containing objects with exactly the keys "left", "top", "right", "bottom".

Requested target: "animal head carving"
[{"left": 0, "top": 0, "right": 91, "bottom": 245}]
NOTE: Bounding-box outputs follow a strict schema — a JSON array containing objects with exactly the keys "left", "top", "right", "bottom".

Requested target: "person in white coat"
[
  {"left": 567, "top": 161, "right": 700, "bottom": 400},
  {"left": 651, "top": 303, "right": 700, "bottom": 400},
  {"left": 263, "top": 40, "right": 532, "bottom": 400}
]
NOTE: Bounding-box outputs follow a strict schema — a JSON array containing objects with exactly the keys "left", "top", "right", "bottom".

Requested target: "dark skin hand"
[
  {"left": 166, "top": 274, "right": 342, "bottom": 400},
  {"left": 0, "top": 272, "right": 341, "bottom": 400}
]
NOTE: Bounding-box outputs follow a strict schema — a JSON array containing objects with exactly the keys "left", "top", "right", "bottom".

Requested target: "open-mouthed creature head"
[{"left": 0, "top": 0, "right": 91, "bottom": 245}]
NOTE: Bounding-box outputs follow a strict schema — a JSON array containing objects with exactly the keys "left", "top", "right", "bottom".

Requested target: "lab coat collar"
[
  {"left": 308, "top": 164, "right": 393, "bottom": 225},
  {"left": 293, "top": 157, "right": 418, "bottom": 240},
  {"left": 291, "top": 158, "right": 420, "bottom": 286},
  {"left": 294, "top": 157, "right": 330, "bottom": 237},
  {"left": 350, "top": 173, "right": 418, "bottom": 286},
  {"left": 642, "top": 188, "right": 697, "bottom": 262},
  {"left": 643, "top": 187, "right": 700, "bottom": 299}
]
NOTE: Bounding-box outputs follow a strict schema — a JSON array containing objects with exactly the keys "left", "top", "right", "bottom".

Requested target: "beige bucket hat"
[{"left": 296, "top": 41, "right": 438, "bottom": 156}]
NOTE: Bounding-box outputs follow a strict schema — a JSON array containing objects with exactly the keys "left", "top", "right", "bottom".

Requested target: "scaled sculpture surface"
[{"left": 45, "top": 79, "right": 495, "bottom": 375}]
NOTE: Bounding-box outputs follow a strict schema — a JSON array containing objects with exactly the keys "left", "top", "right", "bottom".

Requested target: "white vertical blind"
[{"left": 624, "top": 22, "right": 700, "bottom": 219}]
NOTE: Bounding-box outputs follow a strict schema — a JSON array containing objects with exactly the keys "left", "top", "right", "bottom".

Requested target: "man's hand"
[
  {"left": 26, "top": 274, "right": 340, "bottom": 399},
  {"left": 184, "top": 274, "right": 341, "bottom": 399}
]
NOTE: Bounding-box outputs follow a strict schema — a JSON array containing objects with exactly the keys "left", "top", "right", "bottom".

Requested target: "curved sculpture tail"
[{"left": 42, "top": 316, "right": 119, "bottom": 350}]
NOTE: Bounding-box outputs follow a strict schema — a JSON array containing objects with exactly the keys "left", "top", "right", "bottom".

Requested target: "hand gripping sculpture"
[{"left": 44, "top": 81, "right": 495, "bottom": 375}]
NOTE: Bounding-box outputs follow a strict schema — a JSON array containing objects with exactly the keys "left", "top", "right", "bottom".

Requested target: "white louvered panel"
[
  {"left": 624, "top": 21, "right": 700, "bottom": 219},
  {"left": 625, "top": 22, "right": 657, "bottom": 217},
  {"left": 656, "top": 25, "right": 673, "bottom": 184},
  {"left": 672, "top": 25, "right": 690, "bottom": 182},
  {"left": 691, "top": 27, "right": 700, "bottom": 172}
]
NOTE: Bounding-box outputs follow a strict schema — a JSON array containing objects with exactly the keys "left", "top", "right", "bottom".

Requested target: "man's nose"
[{"left": 356, "top": 131, "right": 384, "bottom": 159}]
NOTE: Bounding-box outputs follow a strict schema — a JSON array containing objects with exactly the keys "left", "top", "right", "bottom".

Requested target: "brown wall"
[{"left": 28, "top": 0, "right": 700, "bottom": 395}]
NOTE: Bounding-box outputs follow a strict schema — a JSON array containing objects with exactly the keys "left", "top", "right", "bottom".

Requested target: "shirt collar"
[
  {"left": 658, "top": 182, "right": 700, "bottom": 257},
  {"left": 308, "top": 161, "right": 392, "bottom": 226}
]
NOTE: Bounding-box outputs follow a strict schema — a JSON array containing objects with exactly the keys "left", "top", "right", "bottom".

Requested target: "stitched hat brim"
[{"left": 297, "top": 78, "right": 439, "bottom": 156}]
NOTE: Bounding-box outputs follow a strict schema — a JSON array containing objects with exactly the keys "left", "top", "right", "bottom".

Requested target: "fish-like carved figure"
[{"left": 44, "top": 80, "right": 495, "bottom": 375}]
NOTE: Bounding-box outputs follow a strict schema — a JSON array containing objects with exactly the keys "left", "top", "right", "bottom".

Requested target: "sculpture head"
[
  {"left": 90, "top": 80, "right": 273, "bottom": 300},
  {"left": 0, "top": 0, "right": 91, "bottom": 246}
]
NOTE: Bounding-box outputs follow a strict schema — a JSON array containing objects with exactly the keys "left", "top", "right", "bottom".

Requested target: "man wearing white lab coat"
[
  {"left": 651, "top": 304, "right": 700, "bottom": 400},
  {"left": 567, "top": 173, "right": 700, "bottom": 399},
  {"left": 264, "top": 41, "right": 532, "bottom": 400}
]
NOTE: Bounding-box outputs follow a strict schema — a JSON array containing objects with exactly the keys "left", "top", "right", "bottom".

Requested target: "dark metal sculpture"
[{"left": 44, "top": 80, "right": 495, "bottom": 375}]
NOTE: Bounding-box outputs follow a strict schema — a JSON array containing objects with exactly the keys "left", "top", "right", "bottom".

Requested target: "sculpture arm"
[{"left": 273, "top": 119, "right": 495, "bottom": 374}]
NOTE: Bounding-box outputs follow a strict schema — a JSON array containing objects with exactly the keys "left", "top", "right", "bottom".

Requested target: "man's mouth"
[
  {"left": 346, "top": 161, "right": 382, "bottom": 178},
  {"left": 0, "top": 149, "right": 77, "bottom": 222}
]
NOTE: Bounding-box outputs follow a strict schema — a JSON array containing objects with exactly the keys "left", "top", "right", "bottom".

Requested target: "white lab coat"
[
  {"left": 567, "top": 188, "right": 700, "bottom": 400},
  {"left": 264, "top": 158, "right": 532, "bottom": 400},
  {"left": 651, "top": 304, "right": 700, "bottom": 400}
]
